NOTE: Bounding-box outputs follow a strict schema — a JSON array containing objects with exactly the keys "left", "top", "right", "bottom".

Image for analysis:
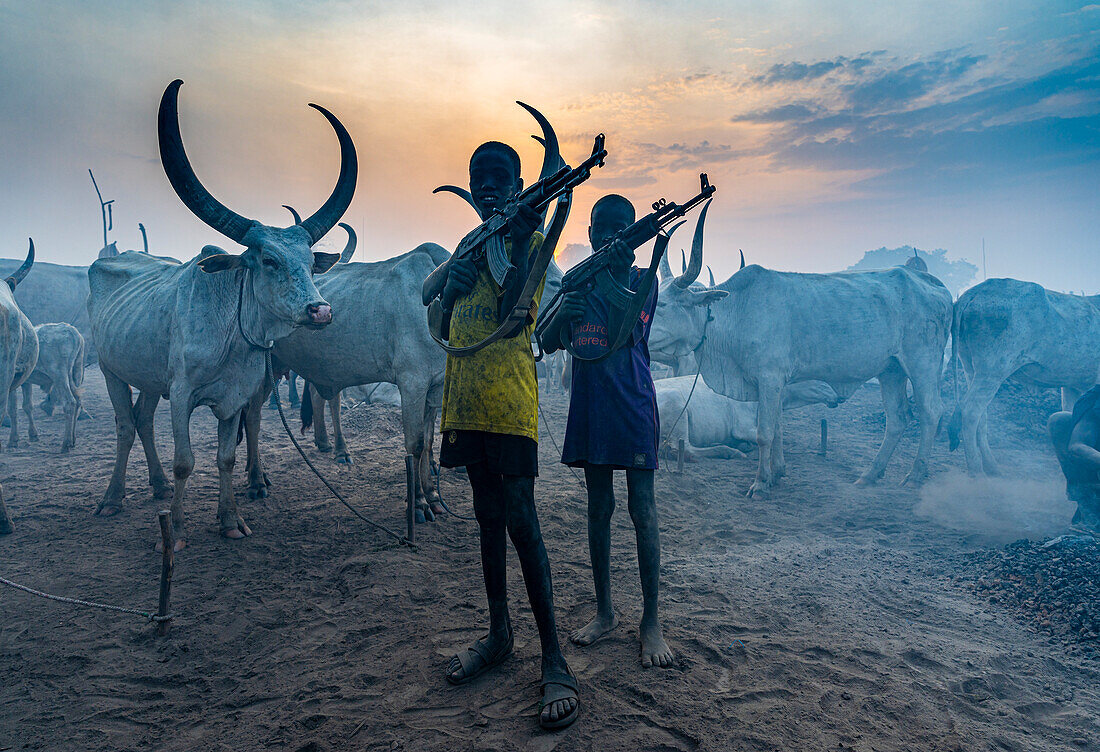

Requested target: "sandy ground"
[{"left": 1, "top": 367, "right": 1098, "bottom": 751}]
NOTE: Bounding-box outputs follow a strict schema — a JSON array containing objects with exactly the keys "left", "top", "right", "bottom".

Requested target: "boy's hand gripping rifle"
[
  {"left": 535, "top": 173, "right": 715, "bottom": 361},
  {"left": 424, "top": 133, "right": 607, "bottom": 356}
]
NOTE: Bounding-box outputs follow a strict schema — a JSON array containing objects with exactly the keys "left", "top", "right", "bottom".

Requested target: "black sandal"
[
  {"left": 447, "top": 631, "right": 514, "bottom": 685},
  {"left": 538, "top": 667, "right": 580, "bottom": 730}
]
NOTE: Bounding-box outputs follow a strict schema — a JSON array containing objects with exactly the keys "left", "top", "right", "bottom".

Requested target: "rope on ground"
[
  {"left": 0, "top": 575, "right": 168, "bottom": 623},
  {"left": 267, "top": 352, "right": 412, "bottom": 548}
]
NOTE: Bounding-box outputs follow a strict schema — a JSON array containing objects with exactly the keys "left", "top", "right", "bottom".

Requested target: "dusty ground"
[{"left": 1, "top": 368, "right": 1098, "bottom": 751}]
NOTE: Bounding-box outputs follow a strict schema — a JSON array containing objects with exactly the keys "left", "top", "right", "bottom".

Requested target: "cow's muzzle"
[{"left": 305, "top": 303, "right": 333, "bottom": 327}]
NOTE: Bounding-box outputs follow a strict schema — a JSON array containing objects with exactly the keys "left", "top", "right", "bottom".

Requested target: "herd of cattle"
[{"left": 1, "top": 80, "right": 1097, "bottom": 544}]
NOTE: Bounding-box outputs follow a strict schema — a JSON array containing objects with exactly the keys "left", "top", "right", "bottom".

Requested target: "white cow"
[
  {"left": 11, "top": 323, "right": 84, "bottom": 452},
  {"left": 948, "top": 279, "right": 1100, "bottom": 475},
  {"left": 656, "top": 376, "right": 839, "bottom": 461},
  {"left": 0, "top": 241, "right": 38, "bottom": 535},
  {"left": 649, "top": 227, "right": 952, "bottom": 496},
  {"left": 88, "top": 79, "right": 355, "bottom": 549}
]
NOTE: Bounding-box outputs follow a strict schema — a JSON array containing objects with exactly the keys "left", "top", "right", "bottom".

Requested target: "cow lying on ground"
[
  {"left": 656, "top": 376, "right": 839, "bottom": 461},
  {"left": 88, "top": 79, "right": 355, "bottom": 549}
]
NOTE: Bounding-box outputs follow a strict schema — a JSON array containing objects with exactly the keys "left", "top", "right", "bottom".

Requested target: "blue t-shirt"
[{"left": 561, "top": 267, "right": 660, "bottom": 469}]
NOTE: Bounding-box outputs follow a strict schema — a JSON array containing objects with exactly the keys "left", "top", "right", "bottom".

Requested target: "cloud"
[{"left": 752, "top": 53, "right": 879, "bottom": 85}]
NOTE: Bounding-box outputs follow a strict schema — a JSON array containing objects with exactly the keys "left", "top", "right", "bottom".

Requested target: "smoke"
[{"left": 914, "top": 470, "right": 1075, "bottom": 544}]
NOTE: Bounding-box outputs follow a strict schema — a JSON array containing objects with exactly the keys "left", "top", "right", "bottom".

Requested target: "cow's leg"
[
  {"left": 0, "top": 483, "right": 11, "bottom": 535},
  {"left": 312, "top": 385, "right": 332, "bottom": 453},
  {"left": 977, "top": 413, "right": 999, "bottom": 476},
  {"left": 244, "top": 391, "right": 270, "bottom": 500},
  {"left": 288, "top": 372, "right": 300, "bottom": 409},
  {"left": 903, "top": 361, "right": 944, "bottom": 486},
  {"left": 216, "top": 413, "right": 251, "bottom": 541},
  {"left": 134, "top": 391, "right": 171, "bottom": 499},
  {"left": 7, "top": 390, "right": 19, "bottom": 449},
  {"left": 21, "top": 384, "right": 38, "bottom": 443},
  {"left": 748, "top": 378, "right": 783, "bottom": 498},
  {"left": 857, "top": 366, "right": 909, "bottom": 485},
  {"left": 959, "top": 377, "right": 1001, "bottom": 476},
  {"left": 164, "top": 397, "right": 195, "bottom": 551},
  {"left": 60, "top": 378, "right": 77, "bottom": 453},
  {"left": 330, "top": 393, "right": 351, "bottom": 464},
  {"left": 398, "top": 381, "right": 433, "bottom": 521},
  {"left": 1062, "top": 386, "right": 1082, "bottom": 413},
  {"left": 772, "top": 419, "right": 786, "bottom": 479},
  {"left": 419, "top": 402, "right": 442, "bottom": 514},
  {"left": 97, "top": 369, "right": 138, "bottom": 516},
  {"left": 267, "top": 376, "right": 281, "bottom": 409}
]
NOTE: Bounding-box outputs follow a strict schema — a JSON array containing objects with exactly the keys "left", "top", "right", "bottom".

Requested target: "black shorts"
[{"left": 439, "top": 430, "right": 538, "bottom": 477}]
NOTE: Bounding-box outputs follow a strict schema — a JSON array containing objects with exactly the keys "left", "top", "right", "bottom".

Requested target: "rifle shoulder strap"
[
  {"left": 562, "top": 232, "right": 670, "bottom": 363},
  {"left": 427, "top": 234, "right": 557, "bottom": 357}
]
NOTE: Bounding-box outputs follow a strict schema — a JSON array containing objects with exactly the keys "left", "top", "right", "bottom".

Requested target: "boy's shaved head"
[
  {"left": 470, "top": 141, "right": 522, "bottom": 179},
  {"left": 591, "top": 194, "right": 635, "bottom": 224}
]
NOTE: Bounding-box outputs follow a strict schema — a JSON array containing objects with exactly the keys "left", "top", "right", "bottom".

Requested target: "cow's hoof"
[
  {"left": 902, "top": 463, "right": 928, "bottom": 487},
  {"left": 247, "top": 484, "right": 269, "bottom": 500},
  {"left": 335, "top": 453, "right": 352, "bottom": 465},
  {"left": 95, "top": 502, "right": 123, "bottom": 517},
  {"left": 414, "top": 508, "right": 426, "bottom": 524},
  {"left": 0, "top": 520, "right": 12, "bottom": 536},
  {"left": 152, "top": 484, "right": 172, "bottom": 500},
  {"left": 854, "top": 475, "right": 876, "bottom": 487},
  {"left": 746, "top": 481, "right": 770, "bottom": 498},
  {"left": 28, "top": 434, "right": 38, "bottom": 443},
  {"left": 429, "top": 500, "right": 446, "bottom": 517},
  {"left": 77, "top": 410, "right": 91, "bottom": 421},
  {"left": 221, "top": 519, "right": 252, "bottom": 539},
  {"left": 316, "top": 444, "right": 332, "bottom": 454},
  {"left": 156, "top": 537, "right": 186, "bottom": 552}
]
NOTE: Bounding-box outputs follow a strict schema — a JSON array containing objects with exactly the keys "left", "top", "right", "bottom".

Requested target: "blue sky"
[{"left": 0, "top": 1, "right": 1096, "bottom": 291}]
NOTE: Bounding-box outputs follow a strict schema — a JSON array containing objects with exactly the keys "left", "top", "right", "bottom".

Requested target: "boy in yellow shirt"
[{"left": 426, "top": 140, "right": 578, "bottom": 731}]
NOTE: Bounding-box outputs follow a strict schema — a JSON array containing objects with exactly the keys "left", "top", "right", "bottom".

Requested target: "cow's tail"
[
  {"left": 300, "top": 382, "right": 314, "bottom": 434},
  {"left": 71, "top": 334, "right": 85, "bottom": 389},
  {"left": 946, "top": 301, "right": 963, "bottom": 451}
]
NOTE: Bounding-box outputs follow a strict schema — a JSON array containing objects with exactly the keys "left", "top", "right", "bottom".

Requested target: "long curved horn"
[
  {"left": 673, "top": 199, "right": 711, "bottom": 288},
  {"left": 658, "top": 252, "right": 672, "bottom": 281},
  {"left": 7, "top": 238, "right": 34, "bottom": 290},
  {"left": 680, "top": 249, "right": 687, "bottom": 275},
  {"left": 739, "top": 249, "right": 746, "bottom": 270},
  {"left": 708, "top": 266, "right": 715, "bottom": 287},
  {"left": 282, "top": 205, "right": 303, "bottom": 225},
  {"left": 299, "top": 103, "right": 359, "bottom": 245},
  {"left": 338, "top": 222, "right": 357, "bottom": 262},
  {"left": 516, "top": 101, "right": 560, "bottom": 183},
  {"left": 139, "top": 223, "right": 148, "bottom": 252},
  {"left": 159, "top": 79, "right": 253, "bottom": 244},
  {"left": 433, "top": 185, "right": 480, "bottom": 214}
]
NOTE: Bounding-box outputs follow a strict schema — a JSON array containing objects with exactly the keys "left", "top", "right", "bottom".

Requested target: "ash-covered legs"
[
  {"left": 572, "top": 466, "right": 672, "bottom": 668},
  {"left": 449, "top": 463, "right": 576, "bottom": 726}
]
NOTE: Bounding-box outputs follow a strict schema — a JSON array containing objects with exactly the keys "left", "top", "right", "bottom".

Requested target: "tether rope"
[{"left": 0, "top": 575, "right": 168, "bottom": 622}]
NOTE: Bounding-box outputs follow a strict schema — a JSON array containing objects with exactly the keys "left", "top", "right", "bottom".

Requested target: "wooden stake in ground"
[
  {"left": 156, "top": 510, "right": 174, "bottom": 636},
  {"left": 404, "top": 455, "right": 415, "bottom": 544}
]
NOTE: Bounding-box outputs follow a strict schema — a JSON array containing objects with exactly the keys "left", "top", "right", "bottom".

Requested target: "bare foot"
[
  {"left": 570, "top": 612, "right": 619, "bottom": 646},
  {"left": 640, "top": 622, "right": 674, "bottom": 668}
]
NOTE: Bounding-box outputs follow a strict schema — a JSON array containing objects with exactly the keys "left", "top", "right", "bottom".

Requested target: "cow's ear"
[
  {"left": 690, "top": 289, "right": 728, "bottom": 307},
  {"left": 197, "top": 253, "right": 243, "bottom": 274},
  {"left": 313, "top": 252, "right": 340, "bottom": 275}
]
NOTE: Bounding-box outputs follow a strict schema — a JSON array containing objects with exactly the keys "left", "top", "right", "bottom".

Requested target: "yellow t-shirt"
[{"left": 441, "top": 232, "right": 546, "bottom": 440}]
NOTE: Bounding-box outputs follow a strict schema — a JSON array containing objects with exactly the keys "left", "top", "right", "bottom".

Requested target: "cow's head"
[
  {"left": 5, "top": 239, "right": 34, "bottom": 292},
  {"left": 649, "top": 202, "right": 728, "bottom": 361},
  {"left": 159, "top": 79, "right": 356, "bottom": 343}
]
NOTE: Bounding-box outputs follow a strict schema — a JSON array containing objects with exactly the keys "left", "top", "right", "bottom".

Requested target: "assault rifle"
[
  {"left": 423, "top": 133, "right": 606, "bottom": 302},
  {"left": 535, "top": 173, "right": 716, "bottom": 360}
]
